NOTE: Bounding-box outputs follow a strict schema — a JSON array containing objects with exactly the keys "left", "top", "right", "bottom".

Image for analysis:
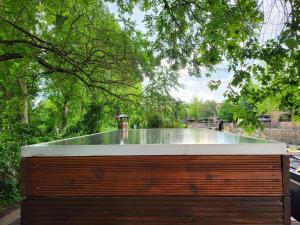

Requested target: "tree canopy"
[
  {"left": 0, "top": 0, "right": 180, "bottom": 99},
  {"left": 110, "top": 0, "right": 300, "bottom": 127},
  {"left": 1, "top": 0, "right": 299, "bottom": 128}
]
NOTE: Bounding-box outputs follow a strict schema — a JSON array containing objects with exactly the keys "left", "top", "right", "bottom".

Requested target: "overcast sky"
[{"left": 107, "top": 1, "right": 285, "bottom": 103}]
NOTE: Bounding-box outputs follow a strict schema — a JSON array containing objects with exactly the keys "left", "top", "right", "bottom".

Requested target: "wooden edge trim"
[
  {"left": 282, "top": 155, "right": 290, "bottom": 197},
  {"left": 21, "top": 199, "right": 29, "bottom": 225},
  {"left": 20, "top": 158, "right": 28, "bottom": 196},
  {"left": 282, "top": 155, "right": 291, "bottom": 225},
  {"left": 284, "top": 197, "right": 291, "bottom": 225}
]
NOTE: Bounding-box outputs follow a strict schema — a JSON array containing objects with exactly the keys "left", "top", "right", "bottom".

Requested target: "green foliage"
[
  {"left": 142, "top": 94, "right": 187, "bottom": 128},
  {"left": 0, "top": 0, "right": 180, "bottom": 100},
  {"left": 218, "top": 96, "right": 266, "bottom": 133},
  {"left": 112, "top": 0, "right": 263, "bottom": 75},
  {"left": 188, "top": 97, "right": 217, "bottom": 120},
  {"left": 226, "top": 4, "right": 300, "bottom": 125},
  {"left": 217, "top": 101, "right": 235, "bottom": 122},
  {"left": 232, "top": 97, "right": 263, "bottom": 133},
  {"left": 146, "top": 114, "right": 163, "bottom": 128},
  {"left": 78, "top": 103, "right": 103, "bottom": 134},
  {"left": 112, "top": 0, "right": 299, "bottom": 129},
  {"left": 0, "top": 142, "right": 22, "bottom": 211},
  {"left": 208, "top": 80, "right": 221, "bottom": 91},
  {"left": 0, "top": 0, "right": 182, "bottom": 212}
]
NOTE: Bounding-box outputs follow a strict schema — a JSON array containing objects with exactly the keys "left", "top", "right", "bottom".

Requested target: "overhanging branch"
[{"left": 0, "top": 53, "right": 24, "bottom": 61}]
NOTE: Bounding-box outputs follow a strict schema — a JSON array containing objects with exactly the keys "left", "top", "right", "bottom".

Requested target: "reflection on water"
[{"left": 47, "top": 128, "right": 272, "bottom": 145}]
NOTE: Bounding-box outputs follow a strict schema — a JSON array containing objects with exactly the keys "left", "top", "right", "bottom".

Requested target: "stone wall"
[
  {"left": 188, "top": 122, "right": 300, "bottom": 145},
  {"left": 264, "top": 128, "right": 300, "bottom": 145},
  {"left": 189, "top": 122, "right": 218, "bottom": 129}
]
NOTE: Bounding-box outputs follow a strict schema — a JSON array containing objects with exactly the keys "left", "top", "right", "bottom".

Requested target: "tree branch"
[{"left": 0, "top": 53, "right": 24, "bottom": 61}]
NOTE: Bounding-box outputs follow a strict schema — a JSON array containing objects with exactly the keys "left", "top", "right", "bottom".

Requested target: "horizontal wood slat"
[
  {"left": 21, "top": 197, "right": 284, "bottom": 225},
  {"left": 21, "top": 155, "right": 283, "bottom": 196}
]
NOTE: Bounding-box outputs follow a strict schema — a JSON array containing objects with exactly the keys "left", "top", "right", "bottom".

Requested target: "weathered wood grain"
[
  {"left": 282, "top": 155, "right": 291, "bottom": 225},
  {"left": 21, "top": 155, "right": 283, "bottom": 196},
  {"left": 21, "top": 197, "right": 284, "bottom": 225},
  {"left": 282, "top": 155, "right": 291, "bottom": 197},
  {"left": 284, "top": 197, "right": 291, "bottom": 225}
]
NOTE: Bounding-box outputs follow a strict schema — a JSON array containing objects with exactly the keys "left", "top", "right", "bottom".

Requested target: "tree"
[
  {"left": 224, "top": 1, "right": 300, "bottom": 127},
  {"left": 0, "top": 60, "right": 39, "bottom": 132},
  {"left": 79, "top": 103, "right": 103, "bottom": 134},
  {"left": 0, "top": 0, "right": 177, "bottom": 100},
  {"left": 188, "top": 97, "right": 217, "bottom": 120},
  {"left": 134, "top": 92, "right": 188, "bottom": 128},
  {"left": 112, "top": 0, "right": 262, "bottom": 74},
  {"left": 147, "top": 114, "right": 163, "bottom": 128},
  {"left": 111, "top": 0, "right": 300, "bottom": 129},
  {"left": 0, "top": 0, "right": 180, "bottom": 210},
  {"left": 232, "top": 96, "right": 264, "bottom": 133},
  {"left": 218, "top": 94, "right": 264, "bottom": 133},
  {"left": 217, "top": 100, "right": 235, "bottom": 122}
]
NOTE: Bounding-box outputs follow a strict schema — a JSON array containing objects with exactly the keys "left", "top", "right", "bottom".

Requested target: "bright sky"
[
  {"left": 107, "top": 1, "right": 285, "bottom": 103},
  {"left": 169, "top": 67, "right": 232, "bottom": 103}
]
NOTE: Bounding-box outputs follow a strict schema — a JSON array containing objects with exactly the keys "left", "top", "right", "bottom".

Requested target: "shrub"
[{"left": 0, "top": 142, "right": 22, "bottom": 211}]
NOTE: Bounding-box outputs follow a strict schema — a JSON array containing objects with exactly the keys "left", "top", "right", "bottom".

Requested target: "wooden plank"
[
  {"left": 20, "top": 155, "right": 283, "bottom": 196},
  {"left": 282, "top": 156, "right": 291, "bottom": 225},
  {"left": 282, "top": 155, "right": 291, "bottom": 197},
  {"left": 21, "top": 197, "right": 284, "bottom": 225},
  {"left": 284, "top": 197, "right": 291, "bottom": 225}
]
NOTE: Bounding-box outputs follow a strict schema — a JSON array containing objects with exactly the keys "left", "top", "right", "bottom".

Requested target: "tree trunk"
[
  {"left": 61, "top": 98, "right": 69, "bottom": 132},
  {"left": 18, "top": 77, "right": 29, "bottom": 125}
]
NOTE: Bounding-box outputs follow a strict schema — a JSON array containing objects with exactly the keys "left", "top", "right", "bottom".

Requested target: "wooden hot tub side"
[{"left": 20, "top": 155, "right": 290, "bottom": 225}]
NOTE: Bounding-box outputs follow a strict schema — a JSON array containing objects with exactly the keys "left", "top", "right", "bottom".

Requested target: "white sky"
[
  {"left": 169, "top": 67, "right": 232, "bottom": 103},
  {"left": 107, "top": 1, "right": 286, "bottom": 103}
]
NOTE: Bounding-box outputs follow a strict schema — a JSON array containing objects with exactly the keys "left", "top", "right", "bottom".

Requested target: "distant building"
[{"left": 261, "top": 111, "right": 299, "bottom": 129}]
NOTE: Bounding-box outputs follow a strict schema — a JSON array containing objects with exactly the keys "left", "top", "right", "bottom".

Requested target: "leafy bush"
[
  {"left": 217, "top": 101, "right": 235, "bottom": 122},
  {"left": 0, "top": 142, "right": 22, "bottom": 211},
  {"left": 0, "top": 125, "right": 58, "bottom": 212},
  {"left": 146, "top": 114, "right": 163, "bottom": 128}
]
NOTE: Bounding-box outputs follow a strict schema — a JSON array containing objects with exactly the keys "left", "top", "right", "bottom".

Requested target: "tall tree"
[
  {"left": 0, "top": 0, "right": 176, "bottom": 99},
  {"left": 111, "top": 0, "right": 300, "bottom": 129}
]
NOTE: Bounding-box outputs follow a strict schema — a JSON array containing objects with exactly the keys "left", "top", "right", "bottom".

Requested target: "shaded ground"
[
  {"left": 9, "top": 218, "right": 20, "bottom": 225},
  {"left": 0, "top": 207, "right": 20, "bottom": 225}
]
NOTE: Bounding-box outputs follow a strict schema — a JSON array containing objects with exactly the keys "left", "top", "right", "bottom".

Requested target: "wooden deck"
[
  {"left": 1, "top": 151, "right": 298, "bottom": 224},
  {"left": 21, "top": 156, "right": 284, "bottom": 196},
  {"left": 20, "top": 155, "right": 290, "bottom": 225}
]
